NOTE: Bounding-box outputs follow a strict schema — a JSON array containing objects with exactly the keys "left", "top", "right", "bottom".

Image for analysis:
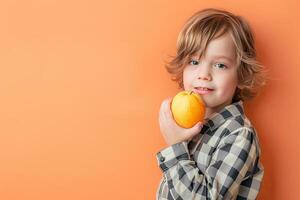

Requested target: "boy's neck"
[
  {"left": 204, "top": 99, "right": 234, "bottom": 120},
  {"left": 204, "top": 108, "right": 219, "bottom": 120}
]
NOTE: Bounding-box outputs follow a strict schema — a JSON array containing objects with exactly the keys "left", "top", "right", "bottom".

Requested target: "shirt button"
[{"left": 160, "top": 156, "right": 165, "bottom": 162}]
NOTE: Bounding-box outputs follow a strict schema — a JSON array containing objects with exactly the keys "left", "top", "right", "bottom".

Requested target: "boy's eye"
[
  {"left": 189, "top": 59, "right": 228, "bottom": 69},
  {"left": 214, "top": 63, "right": 227, "bottom": 69},
  {"left": 189, "top": 59, "right": 199, "bottom": 65}
]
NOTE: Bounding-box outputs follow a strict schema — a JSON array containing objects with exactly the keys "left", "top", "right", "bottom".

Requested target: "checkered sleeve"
[{"left": 156, "top": 128, "right": 257, "bottom": 200}]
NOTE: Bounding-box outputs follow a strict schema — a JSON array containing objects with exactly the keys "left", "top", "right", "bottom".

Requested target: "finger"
[
  {"left": 160, "top": 101, "right": 167, "bottom": 121},
  {"left": 160, "top": 98, "right": 169, "bottom": 112},
  {"left": 160, "top": 98, "right": 175, "bottom": 130},
  {"left": 159, "top": 105, "right": 167, "bottom": 128},
  {"left": 159, "top": 101, "right": 167, "bottom": 121},
  {"left": 163, "top": 98, "right": 173, "bottom": 120},
  {"left": 158, "top": 112, "right": 165, "bottom": 131},
  {"left": 184, "top": 122, "right": 203, "bottom": 138},
  {"left": 159, "top": 100, "right": 164, "bottom": 113}
]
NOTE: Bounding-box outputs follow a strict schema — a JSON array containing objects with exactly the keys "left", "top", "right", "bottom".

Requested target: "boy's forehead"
[{"left": 191, "top": 33, "right": 237, "bottom": 62}]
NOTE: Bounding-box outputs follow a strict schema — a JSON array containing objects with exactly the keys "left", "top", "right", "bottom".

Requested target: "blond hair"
[{"left": 165, "top": 8, "right": 268, "bottom": 102}]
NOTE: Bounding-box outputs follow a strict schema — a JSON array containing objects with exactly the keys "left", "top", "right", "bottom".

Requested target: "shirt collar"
[{"left": 202, "top": 100, "right": 245, "bottom": 132}]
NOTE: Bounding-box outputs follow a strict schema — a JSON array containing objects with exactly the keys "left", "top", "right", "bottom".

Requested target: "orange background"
[{"left": 0, "top": 0, "right": 299, "bottom": 199}]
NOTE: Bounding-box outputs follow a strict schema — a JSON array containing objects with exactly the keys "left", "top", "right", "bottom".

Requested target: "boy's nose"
[
  {"left": 198, "top": 76, "right": 212, "bottom": 81},
  {"left": 197, "top": 72, "right": 212, "bottom": 81},
  {"left": 196, "top": 63, "right": 212, "bottom": 81}
]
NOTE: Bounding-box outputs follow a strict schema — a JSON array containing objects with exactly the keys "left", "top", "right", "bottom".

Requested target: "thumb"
[{"left": 185, "top": 122, "right": 203, "bottom": 138}]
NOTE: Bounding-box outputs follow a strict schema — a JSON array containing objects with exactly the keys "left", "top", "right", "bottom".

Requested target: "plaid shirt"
[{"left": 156, "top": 100, "right": 264, "bottom": 200}]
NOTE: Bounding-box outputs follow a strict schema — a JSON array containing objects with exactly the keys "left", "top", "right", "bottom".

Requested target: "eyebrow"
[
  {"left": 212, "top": 55, "right": 234, "bottom": 63},
  {"left": 192, "top": 55, "right": 235, "bottom": 63}
]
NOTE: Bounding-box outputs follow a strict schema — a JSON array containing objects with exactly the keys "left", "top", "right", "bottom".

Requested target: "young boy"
[{"left": 156, "top": 8, "right": 266, "bottom": 200}]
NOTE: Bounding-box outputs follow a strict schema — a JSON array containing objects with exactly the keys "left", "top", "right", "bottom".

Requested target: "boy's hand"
[{"left": 158, "top": 97, "right": 204, "bottom": 146}]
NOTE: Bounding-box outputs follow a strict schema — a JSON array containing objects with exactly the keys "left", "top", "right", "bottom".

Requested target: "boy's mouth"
[{"left": 192, "top": 87, "right": 214, "bottom": 95}]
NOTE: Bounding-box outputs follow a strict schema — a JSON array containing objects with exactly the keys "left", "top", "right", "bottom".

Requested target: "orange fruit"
[{"left": 171, "top": 90, "right": 206, "bottom": 128}]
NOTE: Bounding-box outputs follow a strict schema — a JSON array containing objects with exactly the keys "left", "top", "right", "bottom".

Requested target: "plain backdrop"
[{"left": 0, "top": 0, "right": 299, "bottom": 199}]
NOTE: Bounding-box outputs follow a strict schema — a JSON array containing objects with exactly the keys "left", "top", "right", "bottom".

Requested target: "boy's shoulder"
[
  {"left": 222, "top": 113, "right": 254, "bottom": 133},
  {"left": 204, "top": 100, "right": 258, "bottom": 143},
  {"left": 205, "top": 100, "right": 252, "bottom": 130}
]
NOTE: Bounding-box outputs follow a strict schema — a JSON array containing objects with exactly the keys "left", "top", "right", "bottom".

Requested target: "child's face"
[{"left": 183, "top": 32, "right": 239, "bottom": 117}]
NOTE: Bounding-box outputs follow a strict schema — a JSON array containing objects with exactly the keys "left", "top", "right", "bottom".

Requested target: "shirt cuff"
[{"left": 156, "top": 141, "right": 191, "bottom": 172}]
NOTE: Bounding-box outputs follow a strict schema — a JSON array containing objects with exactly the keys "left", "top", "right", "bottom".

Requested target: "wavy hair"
[{"left": 164, "top": 8, "right": 268, "bottom": 102}]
